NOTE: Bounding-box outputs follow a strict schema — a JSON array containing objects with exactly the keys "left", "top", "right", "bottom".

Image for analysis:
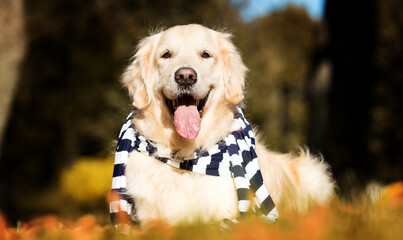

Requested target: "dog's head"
[{"left": 122, "top": 24, "right": 247, "bottom": 142}]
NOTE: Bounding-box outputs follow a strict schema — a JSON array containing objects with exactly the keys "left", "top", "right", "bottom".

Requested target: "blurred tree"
[
  {"left": 0, "top": 0, "right": 25, "bottom": 223},
  {"left": 0, "top": 0, "right": 124, "bottom": 222},
  {"left": 240, "top": 6, "right": 316, "bottom": 151},
  {"left": 306, "top": 20, "right": 331, "bottom": 154},
  {"left": 315, "top": 0, "right": 377, "bottom": 189},
  {"left": 0, "top": 0, "right": 25, "bottom": 152},
  {"left": 314, "top": 0, "right": 403, "bottom": 190},
  {"left": 370, "top": 0, "right": 403, "bottom": 182}
]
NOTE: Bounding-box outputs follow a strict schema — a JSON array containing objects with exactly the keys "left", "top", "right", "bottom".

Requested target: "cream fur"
[{"left": 121, "top": 24, "right": 335, "bottom": 225}]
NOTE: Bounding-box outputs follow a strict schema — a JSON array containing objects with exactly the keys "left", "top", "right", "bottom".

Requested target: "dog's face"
[
  {"left": 122, "top": 24, "right": 247, "bottom": 145},
  {"left": 156, "top": 26, "right": 218, "bottom": 102}
]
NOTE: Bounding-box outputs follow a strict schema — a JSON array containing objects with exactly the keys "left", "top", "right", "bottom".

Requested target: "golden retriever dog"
[{"left": 120, "top": 24, "right": 334, "bottom": 225}]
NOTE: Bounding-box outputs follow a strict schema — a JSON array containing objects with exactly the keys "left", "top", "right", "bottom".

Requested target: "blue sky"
[{"left": 234, "top": 0, "right": 326, "bottom": 21}]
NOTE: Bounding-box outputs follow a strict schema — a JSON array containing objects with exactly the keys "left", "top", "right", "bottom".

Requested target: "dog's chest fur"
[{"left": 125, "top": 151, "right": 238, "bottom": 224}]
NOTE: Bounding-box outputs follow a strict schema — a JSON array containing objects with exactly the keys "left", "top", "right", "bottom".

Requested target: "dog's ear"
[
  {"left": 122, "top": 34, "right": 160, "bottom": 109},
  {"left": 216, "top": 32, "right": 248, "bottom": 104}
]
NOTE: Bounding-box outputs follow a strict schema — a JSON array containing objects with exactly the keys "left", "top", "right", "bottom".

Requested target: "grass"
[{"left": 1, "top": 182, "right": 402, "bottom": 240}]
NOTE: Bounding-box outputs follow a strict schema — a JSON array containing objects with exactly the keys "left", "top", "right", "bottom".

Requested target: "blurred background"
[{"left": 0, "top": 0, "right": 402, "bottom": 225}]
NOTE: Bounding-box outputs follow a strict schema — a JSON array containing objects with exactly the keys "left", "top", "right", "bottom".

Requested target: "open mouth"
[
  {"left": 164, "top": 93, "right": 209, "bottom": 117},
  {"left": 163, "top": 92, "right": 210, "bottom": 140}
]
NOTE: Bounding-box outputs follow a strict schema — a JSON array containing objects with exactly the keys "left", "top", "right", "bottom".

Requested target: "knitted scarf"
[{"left": 110, "top": 108, "right": 279, "bottom": 227}]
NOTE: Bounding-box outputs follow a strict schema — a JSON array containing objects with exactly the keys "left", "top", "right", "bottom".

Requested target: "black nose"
[{"left": 175, "top": 68, "right": 197, "bottom": 87}]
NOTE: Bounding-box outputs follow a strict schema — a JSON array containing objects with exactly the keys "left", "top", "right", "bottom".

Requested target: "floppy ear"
[
  {"left": 217, "top": 32, "right": 248, "bottom": 104},
  {"left": 121, "top": 34, "right": 159, "bottom": 109}
]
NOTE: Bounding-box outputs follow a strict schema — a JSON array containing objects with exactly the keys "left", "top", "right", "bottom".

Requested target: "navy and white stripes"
[
  {"left": 110, "top": 108, "right": 279, "bottom": 227},
  {"left": 110, "top": 114, "right": 136, "bottom": 226}
]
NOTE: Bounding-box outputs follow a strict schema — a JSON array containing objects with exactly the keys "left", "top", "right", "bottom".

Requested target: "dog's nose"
[{"left": 175, "top": 68, "right": 197, "bottom": 87}]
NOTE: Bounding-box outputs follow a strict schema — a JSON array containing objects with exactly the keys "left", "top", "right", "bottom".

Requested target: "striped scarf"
[{"left": 110, "top": 108, "right": 279, "bottom": 227}]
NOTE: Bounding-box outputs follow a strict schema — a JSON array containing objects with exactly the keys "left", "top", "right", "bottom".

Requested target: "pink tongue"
[{"left": 174, "top": 105, "right": 201, "bottom": 139}]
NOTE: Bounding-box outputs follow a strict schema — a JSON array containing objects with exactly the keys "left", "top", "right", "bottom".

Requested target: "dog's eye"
[
  {"left": 161, "top": 51, "right": 172, "bottom": 59},
  {"left": 201, "top": 51, "right": 211, "bottom": 59}
]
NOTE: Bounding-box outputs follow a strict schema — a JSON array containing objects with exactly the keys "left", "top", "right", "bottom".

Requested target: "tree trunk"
[{"left": 0, "top": 0, "right": 25, "bottom": 154}]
